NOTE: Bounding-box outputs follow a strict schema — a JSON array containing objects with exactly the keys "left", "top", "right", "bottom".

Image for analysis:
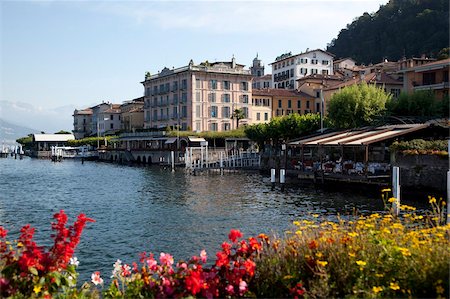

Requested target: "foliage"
[
  {"left": 0, "top": 211, "right": 94, "bottom": 298},
  {"left": 327, "top": 0, "right": 449, "bottom": 64},
  {"left": 166, "top": 128, "right": 246, "bottom": 139},
  {"left": 54, "top": 130, "right": 72, "bottom": 134},
  {"left": 254, "top": 191, "right": 449, "bottom": 298},
  {"left": 231, "top": 109, "right": 246, "bottom": 129},
  {"left": 16, "top": 134, "right": 33, "bottom": 146},
  {"left": 67, "top": 136, "right": 118, "bottom": 147},
  {"left": 244, "top": 113, "right": 321, "bottom": 147},
  {"left": 390, "top": 139, "right": 448, "bottom": 156},
  {"left": 386, "top": 90, "right": 449, "bottom": 117},
  {"left": 327, "top": 83, "right": 391, "bottom": 129}
]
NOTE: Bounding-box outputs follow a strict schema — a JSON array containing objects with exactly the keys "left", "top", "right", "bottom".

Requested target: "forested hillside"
[{"left": 327, "top": 0, "right": 449, "bottom": 64}]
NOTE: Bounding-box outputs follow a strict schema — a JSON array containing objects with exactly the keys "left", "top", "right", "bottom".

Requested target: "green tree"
[
  {"left": 244, "top": 123, "right": 268, "bottom": 149},
  {"left": 231, "top": 109, "right": 245, "bottom": 129},
  {"left": 54, "top": 130, "right": 72, "bottom": 134},
  {"left": 327, "top": 83, "right": 391, "bottom": 129},
  {"left": 386, "top": 90, "right": 445, "bottom": 117}
]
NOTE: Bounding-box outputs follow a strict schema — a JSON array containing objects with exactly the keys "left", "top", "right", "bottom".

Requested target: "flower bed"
[{"left": 1, "top": 194, "right": 449, "bottom": 298}]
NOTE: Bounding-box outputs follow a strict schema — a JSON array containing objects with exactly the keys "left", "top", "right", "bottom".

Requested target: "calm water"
[{"left": 1, "top": 157, "right": 388, "bottom": 282}]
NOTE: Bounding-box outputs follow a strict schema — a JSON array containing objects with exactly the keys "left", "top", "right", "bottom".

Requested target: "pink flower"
[
  {"left": 178, "top": 262, "right": 188, "bottom": 270},
  {"left": 239, "top": 280, "right": 248, "bottom": 296},
  {"left": 226, "top": 284, "right": 235, "bottom": 295},
  {"left": 91, "top": 271, "right": 103, "bottom": 285},
  {"left": 146, "top": 257, "right": 158, "bottom": 270},
  {"left": 160, "top": 252, "right": 174, "bottom": 266},
  {"left": 200, "top": 250, "right": 207, "bottom": 263},
  {"left": 122, "top": 264, "right": 131, "bottom": 276}
]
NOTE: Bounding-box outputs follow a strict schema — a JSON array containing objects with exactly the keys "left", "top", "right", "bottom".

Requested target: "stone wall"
[{"left": 393, "top": 153, "right": 449, "bottom": 192}]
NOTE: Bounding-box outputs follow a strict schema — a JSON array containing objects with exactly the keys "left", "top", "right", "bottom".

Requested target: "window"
[
  {"left": 196, "top": 105, "right": 201, "bottom": 117},
  {"left": 210, "top": 80, "right": 217, "bottom": 89},
  {"left": 241, "top": 94, "right": 249, "bottom": 103},
  {"left": 290, "top": 68, "right": 294, "bottom": 77},
  {"left": 195, "top": 122, "right": 201, "bottom": 131},
  {"left": 153, "top": 86, "right": 158, "bottom": 95},
  {"left": 181, "top": 123, "right": 187, "bottom": 130},
  {"left": 263, "top": 81, "right": 270, "bottom": 88},
  {"left": 222, "top": 106, "right": 230, "bottom": 118},
  {"left": 311, "top": 59, "right": 318, "bottom": 65},
  {"left": 278, "top": 99, "right": 282, "bottom": 108},
  {"left": 306, "top": 100, "right": 310, "bottom": 109},
  {"left": 242, "top": 107, "right": 249, "bottom": 118},
  {"left": 211, "top": 106, "right": 218, "bottom": 118},
  {"left": 165, "top": 83, "right": 170, "bottom": 93},
  {"left": 173, "top": 81, "right": 178, "bottom": 91},
  {"left": 181, "top": 106, "right": 187, "bottom": 118},
  {"left": 256, "top": 112, "right": 260, "bottom": 121},
  {"left": 274, "top": 64, "right": 278, "bottom": 70},
  {"left": 153, "top": 110, "right": 157, "bottom": 120},
  {"left": 196, "top": 79, "right": 201, "bottom": 88},
  {"left": 297, "top": 100, "right": 301, "bottom": 109},
  {"left": 181, "top": 79, "right": 187, "bottom": 90},
  {"left": 181, "top": 92, "right": 187, "bottom": 103},
  {"left": 322, "top": 60, "right": 329, "bottom": 65},
  {"left": 173, "top": 94, "right": 179, "bottom": 104},
  {"left": 288, "top": 100, "right": 292, "bottom": 108},
  {"left": 153, "top": 98, "right": 157, "bottom": 107},
  {"left": 316, "top": 91, "right": 321, "bottom": 98},
  {"left": 312, "top": 69, "right": 318, "bottom": 74},
  {"left": 423, "top": 72, "right": 436, "bottom": 85},
  {"left": 222, "top": 94, "right": 230, "bottom": 103},
  {"left": 223, "top": 123, "right": 230, "bottom": 131},
  {"left": 264, "top": 112, "right": 268, "bottom": 121},
  {"left": 316, "top": 103, "right": 320, "bottom": 113},
  {"left": 300, "top": 58, "right": 308, "bottom": 64},
  {"left": 444, "top": 70, "right": 449, "bottom": 83},
  {"left": 110, "top": 114, "right": 114, "bottom": 120},
  {"left": 208, "top": 93, "right": 216, "bottom": 102},
  {"left": 322, "top": 70, "right": 329, "bottom": 75},
  {"left": 173, "top": 107, "right": 178, "bottom": 118},
  {"left": 241, "top": 82, "right": 248, "bottom": 91},
  {"left": 300, "top": 68, "right": 308, "bottom": 75},
  {"left": 210, "top": 123, "right": 218, "bottom": 131},
  {"left": 313, "top": 53, "right": 316, "bottom": 58},
  {"left": 390, "top": 88, "right": 401, "bottom": 98}
]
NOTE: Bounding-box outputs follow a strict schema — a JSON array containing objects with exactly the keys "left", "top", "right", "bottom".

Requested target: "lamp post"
[{"left": 320, "top": 89, "right": 324, "bottom": 133}]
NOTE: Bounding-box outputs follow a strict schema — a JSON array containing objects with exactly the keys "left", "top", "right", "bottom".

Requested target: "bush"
[{"left": 390, "top": 139, "right": 448, "bottom": 156}]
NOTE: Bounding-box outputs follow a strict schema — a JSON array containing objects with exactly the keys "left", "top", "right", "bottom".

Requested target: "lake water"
[{"left": 0, "top": 157, "right": 390, "bottom": 283}]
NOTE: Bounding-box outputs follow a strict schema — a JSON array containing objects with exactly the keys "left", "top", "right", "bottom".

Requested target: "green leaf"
[{"left": 29, "top": 267, "right": 38, "bottom": 276}]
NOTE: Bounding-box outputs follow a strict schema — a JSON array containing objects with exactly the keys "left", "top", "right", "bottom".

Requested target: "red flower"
[
  {"left": 228, "top": 229, "right": 243, "bottom": 243},
  {"left": 308, "top": 240, "right": 318, "bottom": 250},
  {"left": 0, "top": 227, "right": 7, "bottom": 238},
  {"left": 248, "top": 237, "right": 261, "bottom": 251},
  {"left": 185, "top": 270, "right": 203, "bottom": 295},
  {"left": 243, "top": 260, "right": 256, "bottom": 277},
  {"left": 221, "top": 242, "right": 232, "bottom": 255},
  {"left": 215, "top": 251, "right": 229, "bottom": 267}
]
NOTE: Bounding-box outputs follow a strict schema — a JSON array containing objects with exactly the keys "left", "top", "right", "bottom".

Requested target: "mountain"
[
  {"left": 0, "top": 118, "right": 40, "bottom": 145},
  {"left": 327, "top": 0, "right": 449, "bottom": 64}
]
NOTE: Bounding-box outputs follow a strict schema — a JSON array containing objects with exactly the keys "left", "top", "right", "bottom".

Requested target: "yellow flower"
[
  {"left": 34, "top": 285, "right": 42, "bottom": 294},
  {"left": 429, "top": 197, "right": 436, "bottom": 204},
  {"left": 293, "top": 221, "right": 300, "bottom": 226},
  {"left": 17, "top": 241, "right": 23, "bottom": 247},
  {"left": 312, "top": 214, "right": 319, "bottom": 218},
  {"left": 348, "top": 232, "right": 358, "bottom": 237},
  {"left": 388, "top": 197, "right": 396, "bottom": 203},
  {"left": 372, "top": 286, "right": 383, "bottom": 294},
  {"left": 397, "top": 247, "right": 411, "bottom": 257},
  {"left": 390, "top": 282, "right": 400, "bottom": 290},
  {"left": 295, "top": 230, "right": 302, "bottom": 236},
  {"left": 436, "top": 285, "right": 444, "bottom": 294},
  {"left": 317, "top": 260, "right": 328, "bottom": 267},
  {"left": 381, "top": 188, "right": 391, "bottom": 192},
  {"left": 348, "top": 252, "right": 356, "bottom": 257},
  {"left": 316, "top": 252, "right": 323, "bottom": 258},
  {"left": 356, "top": 260, "right": 367, "bottom": 267}
]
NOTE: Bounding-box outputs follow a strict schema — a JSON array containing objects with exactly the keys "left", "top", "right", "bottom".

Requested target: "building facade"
[
  {"left": 72, "top": 108, "right": 92, "bottom": 139},
  {"left": 142, "top": 58, "right": 253, "bottom": 132},
  {"left": 251, "top": 89, "right": 273, "bottom": 124},
  {"left": 121, "top": 97, "right": 144, "bottom": 132},
  {"left": 400, "top": 58, "right": 449, "bottom": 100},
  {"left": 271, "top": 49, "right": 334, "bottom": 90}
]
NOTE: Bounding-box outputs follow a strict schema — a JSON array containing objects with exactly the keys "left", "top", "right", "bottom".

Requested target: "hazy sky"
[{"left": 0, "top": 0, "right": 389, "bottom": 132}]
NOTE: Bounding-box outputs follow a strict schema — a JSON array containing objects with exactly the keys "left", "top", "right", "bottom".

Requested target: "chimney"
[{"left": 231, "top": 55, "right": 236, "bottom": 69}]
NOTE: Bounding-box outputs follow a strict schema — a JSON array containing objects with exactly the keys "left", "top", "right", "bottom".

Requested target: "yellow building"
[{"left": 121, "top": 97, "right": 144, "bottom": 132}]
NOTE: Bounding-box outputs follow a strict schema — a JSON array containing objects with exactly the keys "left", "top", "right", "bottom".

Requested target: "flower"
[
  {"left": 185, "top": 270, "right": 203, "bottom": 295},
  {"left": 215, "top": 251, "right": 229, "bottom": 267},
  {"left": 372, "top": 286, "right": 383, "bottom": 294},
  {"left": 226, "top": 284, "right": 234, "bottom": 295},
  {"left": 356, "top": 260, "right": 366, "bottom": 267},
  {"left": 388, "top": 197, "right": 397, "bottom": 203},
  {"left": 69, "top": 257, "right": 79, "bottom": 267},
  {"left": 308, "top": 240, "right": 318, "bottom": 250},
  {"left": 239, "top": 280, "right": 248, "bottom": 296},
  {"left": 33, "top": 285, "right": 42, "bottom": 294},
  {"left": 160, "top": 252, "right": 174, "bottom": 266},
  {"left": 200, "top": 250, "right": 207, "bottom": 263},
  {"left": 91, "top": 271, "right": 103, "bottom": 285},
  {"left": 228, "top": 229, "right": 243, "bottom": 243},
  {"left": 390, "top": 282, "right": 400, "bottom": 290},
  {"left": 317, "top": 260, "right": 328, "bottom": 267},
  {"left": 381, "top": 188, "right": 391, "bottom": 192}
]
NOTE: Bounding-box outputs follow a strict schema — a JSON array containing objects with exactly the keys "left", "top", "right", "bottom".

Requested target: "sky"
[{"left": 0, "top": 0, "right": 389, "bottom": 133}]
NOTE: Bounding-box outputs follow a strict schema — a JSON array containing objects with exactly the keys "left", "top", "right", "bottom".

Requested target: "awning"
[
  {"left": 188, "top": 137, "right": 206, "bottom": 142},
  {"left": 165, "top": 137, "right": 177, "bottom": 144}
]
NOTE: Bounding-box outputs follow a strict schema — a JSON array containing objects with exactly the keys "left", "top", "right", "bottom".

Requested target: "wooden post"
[
  {"left": 171, "top": 151, "right": 175, "bottom": 172},
  {"left": 280, "top": 169, "right": 286, "bottom": 192},
  {"left": 271, "top": 168, "right": 276, "bottom": 191}
]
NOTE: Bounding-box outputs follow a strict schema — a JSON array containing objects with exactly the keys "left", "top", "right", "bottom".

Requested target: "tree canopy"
[
  {"left": 327, "top": 0, "right": 449, "bottom": 64},
  {"left": 386, "top": 90, "right": 449, "bottom": 117},
  {"left": 327, "top": 83, "right": 392, "bottom": 129}
]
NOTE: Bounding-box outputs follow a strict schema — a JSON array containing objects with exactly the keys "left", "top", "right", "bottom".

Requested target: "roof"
[
  {"left": 288, "top": 124, "right": 428, "bottom": 147},
  {"left": 73, "top": 108, "right": 92, "bottom": 115},
  {"left": 252, "top": 88, "right": 314, "bottom": 98},
  {"left": 102, "top": 108, "right": 121, "bottom": 114},
  {"left": 270, "top": 49, "right": 335, "bottom": 64},
  {"left": 33, "top": 134, "right": 75, "bottom": 142},
  {"left": 188, "top": 137, "right": 207, "bottom": 143},
  {"left": 333, "top": 57, "right": 356, "bottom": 64},
  {"left": 399, "top": 58, "right": 450, "bottom": 73}
]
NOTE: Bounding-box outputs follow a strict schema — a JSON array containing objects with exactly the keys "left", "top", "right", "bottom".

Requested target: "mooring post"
[
  {"left": 392, "top": 166, "right": 400, "bottom": 216},
  {"left": 171, "top": 151, "right": 175, "bottom": 172},
  {"left": 280, "top": 169, "right": 286, "bottom": 192},
  {"left": 271, "top": 168, "right": 276, "bottom": 191},
  {"left": 447, "top": 140, "right": 449, "bottom": 224}
]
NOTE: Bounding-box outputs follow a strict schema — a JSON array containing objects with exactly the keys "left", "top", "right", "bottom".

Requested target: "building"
[
  {"left": 72, "top": 108, "right": 92, "bottom": 139},
  {"left": 399, "top": 58, "right": 449, "bottom": 100},
  {"left": 31, "top": 134, "right": 75, "bottom": 158},
  {"left": 271, "top": 49, "right": 335, "bottom": 90},
  {"left": 251, "top": 89, "right": 273, "bottom": 124},
  {"left": 250, "top": 54, "right": 272, "bottom": 89},
  {"left": 98, "top": 104, "right": 121, "bottom": 135},
  {"left": 142, "top": 57, "right": 253, "bottom": 132},
  {"left": 121, "top": 97, "right": 144, "bottom": 132},
  {"left": 250, "top": 54, "right": 265, "bottom": 77},
  {"left": 333, "top": 57, "right": 357, "bottom": 71}
]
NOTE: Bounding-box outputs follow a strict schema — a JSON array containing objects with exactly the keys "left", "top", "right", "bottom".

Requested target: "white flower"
[
  {"left": 91, "top": 272, "right": 103, "bottom": 285},
  {"left": 69, "top": 257, "right": 79, "bottom": 267},
  {"left": 112, "top": 259, "right": 123, "bottom": 278}
]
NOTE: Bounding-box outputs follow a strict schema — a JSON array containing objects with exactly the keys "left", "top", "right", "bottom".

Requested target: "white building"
[{"left": 271, "top": 49, "right": 335, "bottom": 89}]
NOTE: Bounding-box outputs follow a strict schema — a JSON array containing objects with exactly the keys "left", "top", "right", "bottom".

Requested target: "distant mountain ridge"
[
  {"left": 0, "top": 118, "right": 40, "bottom": 145},
  {"left": 327, "top": 0, "right": 449, "bottom": 64}
]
